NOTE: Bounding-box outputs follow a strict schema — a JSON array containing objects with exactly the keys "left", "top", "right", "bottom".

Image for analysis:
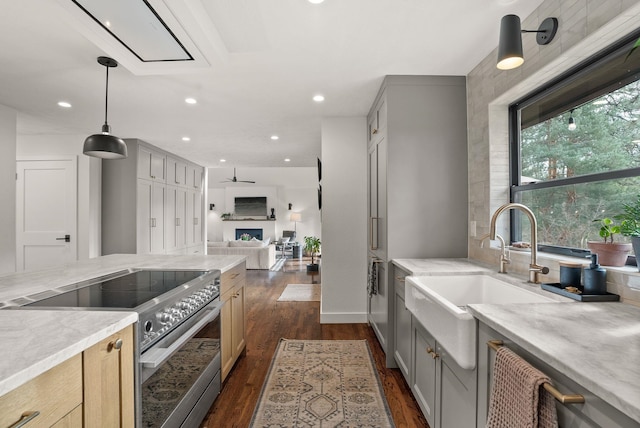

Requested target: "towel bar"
[{"left": 487, "top": 340, "right": 585, "bottom": 404}]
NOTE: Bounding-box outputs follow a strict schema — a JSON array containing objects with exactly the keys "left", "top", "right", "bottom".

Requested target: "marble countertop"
[
  {"left": 0, "top": 253, "right": 246, "bottom": 306},
  {"left": 0, "top": 310, "right": 137, "bottom": 396},
  {"left": 468, "top": 302, "right": 640, "bottom": 422}
]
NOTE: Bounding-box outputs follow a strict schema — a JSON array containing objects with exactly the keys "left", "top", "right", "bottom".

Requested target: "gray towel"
[{"left": 367, "top": 259, "right": 378, "bottom": 296}]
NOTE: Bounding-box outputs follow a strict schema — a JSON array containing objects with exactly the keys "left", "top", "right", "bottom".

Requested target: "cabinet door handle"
[
  {"left": 426, "top": 347, "right": 439, "bottom": 359},
  {"left": 108, "top": 338, "right": 123, "bottom": 352},
  {"left": 9, "top": 411, "right": 41, "bottom": 428},
  {"left": 55, "top": 234, "right": 71, "bottom": 243},
  {"left": 372, "top": 128, "right": 378, "bottom": 135},
  {"left": 369, "top": 217, "right": 379, "bottom": 250}
]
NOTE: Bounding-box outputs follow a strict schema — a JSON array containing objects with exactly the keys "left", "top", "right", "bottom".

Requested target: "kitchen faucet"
[
  {"left": 480, "top": 233, "right": 510, "bottom": 273},
  {"left": 489, "top": 203, "right": 549, "bottom": 283}
]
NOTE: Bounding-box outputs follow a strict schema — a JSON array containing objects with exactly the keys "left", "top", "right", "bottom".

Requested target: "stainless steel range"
[{"left": 19, "top": 268, "right": 223, "bottom": 428}]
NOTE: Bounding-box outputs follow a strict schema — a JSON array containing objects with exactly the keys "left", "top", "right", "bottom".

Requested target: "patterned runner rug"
[
  {"left": 277, "top": 284, "right": 321, "bottom": 301},
  {"left": 251, "top": 339, "right": 395, "bottom": 427}
]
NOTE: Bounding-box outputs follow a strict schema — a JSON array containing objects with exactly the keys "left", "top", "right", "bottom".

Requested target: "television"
[{"left": 234, "top": 196, "right": 267, "bottom": 216}]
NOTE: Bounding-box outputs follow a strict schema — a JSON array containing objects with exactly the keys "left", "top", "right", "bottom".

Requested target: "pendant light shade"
[
  {"left": 497, "top": 15, "right": 524, "bottom": 70},
  {"left": 83, "top": 56, "right": 127, "bottom": 159}
]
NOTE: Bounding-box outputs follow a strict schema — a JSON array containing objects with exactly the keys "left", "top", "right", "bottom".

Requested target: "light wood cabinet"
[
  {"left": 221, "top": 262, "right": 246, "bottom": 381},
  {"left": 0, "top": 354, "right": 82, "bottom": 428},
  {"left": 83, "top": 324, "right": 135, "bottom": 427},
  {"left": 0, "top": 325, "right": 134, "bottom": 428},
  {"left": 103, "top": 139, "right": 206, "bottom": 256}
]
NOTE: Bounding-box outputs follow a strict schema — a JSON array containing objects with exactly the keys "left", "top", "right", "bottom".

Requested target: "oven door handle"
[{"left": 140, "top": 301, "right": 223, "bottom": 369}]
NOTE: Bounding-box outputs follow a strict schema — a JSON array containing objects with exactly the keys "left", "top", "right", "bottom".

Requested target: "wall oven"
[{"left": 16, "top": 268, "right": 223, "bottom": 428}]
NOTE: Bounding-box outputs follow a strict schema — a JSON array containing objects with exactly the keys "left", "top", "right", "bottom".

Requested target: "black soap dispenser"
[{"left": 583, "top": 254, "right": 607, "bottom": 295}]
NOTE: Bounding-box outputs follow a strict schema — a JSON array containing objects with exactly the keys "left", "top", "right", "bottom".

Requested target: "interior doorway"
[{"left": 16, "top": 158, "right": 77, "bottom": 271}]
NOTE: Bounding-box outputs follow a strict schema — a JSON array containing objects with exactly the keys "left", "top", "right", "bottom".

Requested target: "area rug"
[
  {"left": 277, "top": 284, "right": 321, "bottom": 301},
  {"left": 250, "top": 339, "right": 395, "bottom": 427}
]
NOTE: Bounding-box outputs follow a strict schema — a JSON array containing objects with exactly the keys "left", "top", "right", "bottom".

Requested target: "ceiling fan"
[{"left": 221, "top": 168, "right": 255, "bottom": 184}]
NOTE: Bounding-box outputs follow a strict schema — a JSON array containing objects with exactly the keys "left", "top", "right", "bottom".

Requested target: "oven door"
[{"left": 138, "top": 300, "right": 222, "bottom": 428}]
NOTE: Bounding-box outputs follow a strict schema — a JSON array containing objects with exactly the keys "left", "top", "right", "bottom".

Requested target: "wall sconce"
[
  {"left": 497, "top": 15, "right": 558, "bottom": 70},
  {"left": 288, "top": 203, "right": 292, "bottom": 210},
  {"left": 209, "top": 203, "right": 215, "bottom": 210},
  {"left": 568, "top": 109, "right": 577, "bottom": 131}
]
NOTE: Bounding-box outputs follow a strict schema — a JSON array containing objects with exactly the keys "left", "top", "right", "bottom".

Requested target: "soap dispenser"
[{"left": 583, "top": 254, "right": 607, "bottom": 295}]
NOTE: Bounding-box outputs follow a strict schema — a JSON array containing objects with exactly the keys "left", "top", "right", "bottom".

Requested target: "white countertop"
[
  {"left": 468, "top": 302, "right": 640, "bottom": 423},
  {"left": 0, "top": 310, "right": 137, "bottom": 396},
  {"left": 0, "top": 253, "right": 246, "bottom": 397},
  {"left": 393, "top": 258, "right": 493, "bottom": 275},
  {"left": 0, "top": 253, "right": 246, "bottom": 306}
]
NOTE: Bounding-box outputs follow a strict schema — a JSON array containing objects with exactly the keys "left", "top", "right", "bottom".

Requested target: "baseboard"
[{"left": 320, "top": 312, "right": 368, "bottom": 324}]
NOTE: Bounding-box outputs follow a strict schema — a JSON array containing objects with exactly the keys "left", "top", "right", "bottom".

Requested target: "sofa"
[{"left": 207, "top": 240, "right": 276, "bottom": 270}]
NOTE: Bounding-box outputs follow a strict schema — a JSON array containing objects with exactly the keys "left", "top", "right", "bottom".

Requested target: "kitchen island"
[{"left": 0, "top": 253, "right": 246, "bottom": 426}]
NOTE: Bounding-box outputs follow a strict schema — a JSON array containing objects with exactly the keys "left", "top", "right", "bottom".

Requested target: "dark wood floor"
[{"left": 200, "top": 258, "right": 428, "bottom": 427}]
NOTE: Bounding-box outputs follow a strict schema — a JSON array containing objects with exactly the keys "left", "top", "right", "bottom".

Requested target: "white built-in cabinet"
[
  {"left": 367, "top": 76, "right": 469, "bottom": 368},
  {"left": 102, "top": 139, "right": 206, "bottom": 256}
]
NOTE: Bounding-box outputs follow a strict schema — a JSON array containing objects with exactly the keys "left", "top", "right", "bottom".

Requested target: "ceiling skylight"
[{"left": 71, "top": 0, "right": 192, "bottom": 62}]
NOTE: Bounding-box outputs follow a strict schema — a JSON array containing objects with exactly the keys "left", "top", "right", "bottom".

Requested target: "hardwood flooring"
[{"left": 200, "top": 260, "right": 428, "bottom": 428}]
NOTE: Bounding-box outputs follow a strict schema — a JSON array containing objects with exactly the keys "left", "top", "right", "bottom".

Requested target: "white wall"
[
  {"left": 0, "top": 105, "right": 17, "bottom": 274},
  {"left": 17, "top": 133, "right": 102, "bottom": 259},
  {"left": 320, "top": 117, "right": 367, "bottom": 323},
  {"left": 207, "top": 167, "right": 321, "bottom": 243}
]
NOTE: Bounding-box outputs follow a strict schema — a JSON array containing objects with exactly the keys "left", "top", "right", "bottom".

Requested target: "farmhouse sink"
[{"left": 405, "top": 274, "right": 557, "bottom": 370}]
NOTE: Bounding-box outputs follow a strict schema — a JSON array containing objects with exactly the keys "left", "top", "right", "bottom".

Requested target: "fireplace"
[{"left": 235, "top": 228, "right": 263, "bottom": 240}]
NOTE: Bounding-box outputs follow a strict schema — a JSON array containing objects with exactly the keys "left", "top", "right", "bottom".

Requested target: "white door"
[{"left": 16, "top": 159, "right": 77, "bottom": 271}]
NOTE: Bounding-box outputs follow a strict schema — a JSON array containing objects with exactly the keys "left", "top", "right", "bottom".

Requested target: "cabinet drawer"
[
  {"left": 0, "top": 354, "right": 82, "bottom": 428},
  {"left": 221, "top": 262, "right": 246, "bottom": 295},
  {"left": 394, "top": 267, "right": 409, "bottom": 298}
]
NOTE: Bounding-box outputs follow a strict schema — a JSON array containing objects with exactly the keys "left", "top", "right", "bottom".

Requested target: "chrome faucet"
[{"left": 489, "top": 203, "right": 549, "bottom": 283}]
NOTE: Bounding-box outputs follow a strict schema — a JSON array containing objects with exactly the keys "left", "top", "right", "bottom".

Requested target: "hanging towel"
[
  {"left": 486, "top": 346, "right": 558, "bottom": 428},
  {"left": 367, "top": 259, "right": 378, "bottom": 296}
]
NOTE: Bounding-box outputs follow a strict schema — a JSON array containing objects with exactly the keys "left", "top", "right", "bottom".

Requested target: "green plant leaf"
[{"left": 624, "top": 37, "right": 640, "bottom": 62}]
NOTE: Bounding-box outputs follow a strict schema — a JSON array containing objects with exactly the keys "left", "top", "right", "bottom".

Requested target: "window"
[{"left": 509, "top": 30, "right": 640, "bottom": 255}]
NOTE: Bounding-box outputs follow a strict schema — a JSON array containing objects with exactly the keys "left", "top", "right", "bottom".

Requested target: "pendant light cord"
[{"left": 104, "top": 65, "right": 109, "bottom": 126}]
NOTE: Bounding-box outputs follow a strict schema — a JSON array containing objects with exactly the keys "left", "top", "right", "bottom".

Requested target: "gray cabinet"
[
  {"left": 477, "top": 322, "right": 640, "bottom": 428},
  {"left": 102, "top": 139, "right": 205, "bottom": 255},
  {"left": 366, "top": 76, "right": 469, "bottom": 367},
  {"left": 393, "top": 267, "right": 411, "bottom": 381},
  {"left": 368, "top": 259, "right": 388, "bottom": 352},
  {"left": 413, "top": 318, "right": 477, "bottom": 428}
]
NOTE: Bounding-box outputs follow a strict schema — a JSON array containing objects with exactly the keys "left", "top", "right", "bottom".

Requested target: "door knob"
[{"left": 55, "top": 235, "right": 71, "bottom": 243}]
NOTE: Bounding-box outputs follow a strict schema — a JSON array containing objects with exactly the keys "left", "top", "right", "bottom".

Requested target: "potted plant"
[
  {"left": 615, "top": 195, "right": 640, "bottom": 271},
  {"left": 587, "top": 217, "right": 632, "bottom": 266},
  {"left": 303, "top": 236, "right": 321, "bottom": 272},
  {"left": 220, "top": 212, "right": 232, "bottom": 220}
]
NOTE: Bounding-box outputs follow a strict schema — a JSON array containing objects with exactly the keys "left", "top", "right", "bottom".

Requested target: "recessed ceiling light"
[
  {"left": 308, "top": 0, "right": 325, "bottom": 3},
  {"left": 104, "top": 20, "right": 111, "bottom": 28},
  {"left": 185, "top": 97, "right": 197, "bottom": 104},
  {"left": 182, "top": 136, "right": 191, "bottom": 142},
  {"left": 313, "top": 94, "right": 325, "bottom": 102},
  {"left": 284, "top": 158, "right": 291, "bottom": 162},
  {"left": 220, "top": 159, "right": 226, "bottom": 162},
  {"left": 57, "top": 101, "right": 72, "bottom": 108},
  {"left": 271, "top": 135, "right": 279, "bottom": 140}
]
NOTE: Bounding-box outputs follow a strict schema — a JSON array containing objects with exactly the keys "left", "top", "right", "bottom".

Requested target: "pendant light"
[
  {"left": 83, "top": 56, "right": 128, "bottom": 159},
  {"left": 568, "top": 109, "right": 577, "bottom": 131}
]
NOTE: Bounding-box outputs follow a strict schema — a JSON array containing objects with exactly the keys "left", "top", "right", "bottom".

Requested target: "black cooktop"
[{"left": 26, "top": 270, "right": 208, "bottom": 309}]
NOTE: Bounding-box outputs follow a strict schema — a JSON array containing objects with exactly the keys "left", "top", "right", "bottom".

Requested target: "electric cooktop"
[{"left": 26, "top": 270, "right": 209, "bottom": 309}]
